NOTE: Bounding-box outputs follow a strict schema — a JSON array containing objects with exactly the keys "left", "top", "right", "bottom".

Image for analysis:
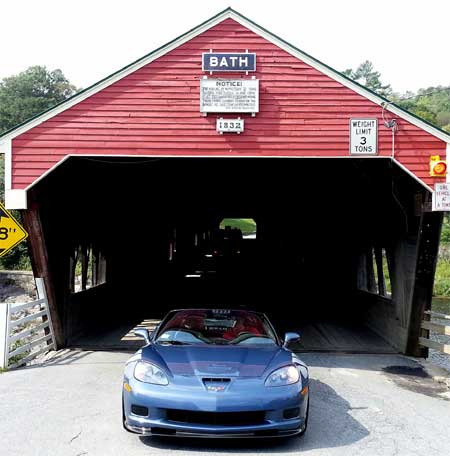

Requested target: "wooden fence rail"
[
  {"left": 420, "top": 310, "right": 450, "bottom": 355},
  {"left": 0, "top": 278, "right": 56, "bottom": 369}
]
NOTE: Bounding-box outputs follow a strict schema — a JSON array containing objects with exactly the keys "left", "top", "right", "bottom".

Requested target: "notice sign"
[
  {"left": 350, "top": 119, "right": 378, "bottom": 155},
  {"left": 432, "top": 183, "right": 450, "bottom": 211},
  {"left": 200, "top": 79, "right": 259, "bottom": 113},
  {"left": 202, "top": 53, "right": 256, "bottom": 72}
]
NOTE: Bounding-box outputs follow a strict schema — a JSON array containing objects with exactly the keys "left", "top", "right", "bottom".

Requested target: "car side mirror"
[
  {"left": 134, "top": 328, "right": 151, "bottom": 344},
  {"left": 283, "top": 332, "right": 300, "bottom": 347}
]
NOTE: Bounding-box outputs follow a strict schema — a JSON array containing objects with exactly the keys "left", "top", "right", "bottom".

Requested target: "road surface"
[{"left": 0, "top": 350, "right": 449, "bottom": 456}]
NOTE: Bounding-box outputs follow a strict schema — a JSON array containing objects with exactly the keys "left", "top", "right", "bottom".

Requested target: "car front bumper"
[{"left": 123, "top": 376, "right": 308, "bottom": 438}]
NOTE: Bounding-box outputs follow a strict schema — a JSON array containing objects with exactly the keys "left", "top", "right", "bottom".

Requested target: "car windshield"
[{"left": 155, "top": 309, "right": 278, "bottom": 346}]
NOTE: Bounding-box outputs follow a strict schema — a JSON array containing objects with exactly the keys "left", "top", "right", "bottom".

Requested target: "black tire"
[{"left": 298, "top": 399, "right": 309, "bottom": 437}]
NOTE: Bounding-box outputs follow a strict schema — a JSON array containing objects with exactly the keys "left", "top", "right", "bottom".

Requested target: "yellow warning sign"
[{"left": 0, "top": 201, "right": 28, "bottom": 257}]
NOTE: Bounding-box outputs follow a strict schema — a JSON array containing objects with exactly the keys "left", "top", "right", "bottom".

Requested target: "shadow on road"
[
  {"left": 301, "top": 353, "right": 417, "bottom": 372},
  {"left": 139, "top": 379, "right": 369, "bottom": 452},
  {"left": 7, "top": 349, "right": 130, "bottom": 372}
]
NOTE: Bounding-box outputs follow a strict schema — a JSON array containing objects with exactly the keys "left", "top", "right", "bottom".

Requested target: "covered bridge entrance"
[{"left": 1, "top": 8, "right": 449, "bottom": 356}]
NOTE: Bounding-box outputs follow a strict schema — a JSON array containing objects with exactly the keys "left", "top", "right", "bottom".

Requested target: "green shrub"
[{"left": 434, "top": 258, "right": 450, "bottom": 296}]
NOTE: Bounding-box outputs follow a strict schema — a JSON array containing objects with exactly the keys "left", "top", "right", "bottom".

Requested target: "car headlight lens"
[
  {"left": 134, "top": 361, "right": 169, "bottom": 385},
  {"left": 265, "top": 365, "right": 300, "bottom": 387}
]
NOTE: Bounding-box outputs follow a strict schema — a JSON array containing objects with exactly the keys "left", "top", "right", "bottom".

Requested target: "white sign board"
[
  {"left": 432, "top": 183, "right": 450, "bottom": 211},
  {"left": 350, "top": 119, "right": 378, "bottom": 155},
  {"left": 200, "top": 79, "right": 259, "bottom": 113},
  {"left": 216, "top": 118, "right": 244, "bottom": 133}
]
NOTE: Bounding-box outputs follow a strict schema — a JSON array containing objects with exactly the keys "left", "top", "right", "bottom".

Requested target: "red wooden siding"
[{"left": 11, "top": 18, "right": 447, "bottom": 189}]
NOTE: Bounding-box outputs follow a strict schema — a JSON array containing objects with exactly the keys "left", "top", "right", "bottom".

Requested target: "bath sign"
[
  {"left": 350, "top": 119, "right": 378, "bottom": 155},
  {"left": 200, "top": 79, "right": 259, "bottom": 113},
  {"left": 202, "top": 53, "right": 256, "bottom": 72}
]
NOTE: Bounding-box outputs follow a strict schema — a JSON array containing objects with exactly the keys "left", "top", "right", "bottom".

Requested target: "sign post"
[{"left": 0, "top": 201, "right": 28, "bottom": 257}]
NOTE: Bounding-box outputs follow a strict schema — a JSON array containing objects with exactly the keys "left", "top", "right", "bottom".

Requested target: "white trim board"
[{"left": 2, "top": 153, "right": 433, "bottom": 209}]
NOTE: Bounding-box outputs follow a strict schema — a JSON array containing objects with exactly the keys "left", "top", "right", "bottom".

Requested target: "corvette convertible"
[{"left": 122, "top": 308, "right": 309, "bottom": 438}]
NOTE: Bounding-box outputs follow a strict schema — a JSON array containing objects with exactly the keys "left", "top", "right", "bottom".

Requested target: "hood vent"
[{"left": 202, "top": 377, "right": 231, "bottom": 392}]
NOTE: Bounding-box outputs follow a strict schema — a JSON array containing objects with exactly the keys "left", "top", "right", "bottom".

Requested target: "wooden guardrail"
[
  {"left": 419, "top": 310, "right": 450, "bottom": 355},
  {"left": 0, "top": 278, "right": 56, "bottom": 369}
]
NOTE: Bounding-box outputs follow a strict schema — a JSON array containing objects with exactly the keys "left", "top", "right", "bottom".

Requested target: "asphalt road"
[{"left": 0, "top": 350, "right": 449, "bottom": 456}]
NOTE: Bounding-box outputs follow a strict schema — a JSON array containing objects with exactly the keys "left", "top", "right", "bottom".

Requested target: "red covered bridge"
[{"left": 1, "top": 8, "right": 449, "bottom": 354}]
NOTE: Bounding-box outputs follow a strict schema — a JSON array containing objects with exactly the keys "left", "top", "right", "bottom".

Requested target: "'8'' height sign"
[{"left": 0, "top": 201, "right": 28, "bottom": 257}]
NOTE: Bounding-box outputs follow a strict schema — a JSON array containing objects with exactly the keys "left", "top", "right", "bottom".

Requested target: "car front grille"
[{"left": 166, "top": 409, "right": 266, "bottom": 426}]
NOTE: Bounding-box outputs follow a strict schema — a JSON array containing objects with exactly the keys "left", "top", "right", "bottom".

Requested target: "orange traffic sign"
[{"left": 0, "top": 201, "right": 28, "bottom": 257}]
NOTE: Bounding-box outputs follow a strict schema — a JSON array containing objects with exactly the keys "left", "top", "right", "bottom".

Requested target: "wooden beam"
[
  {"left": 424, "top": 310, "right": 450, "bottom": 320},
  {"left": 21, "top": 203, "right": 64, "bottom": 347},
  {"left": 80, "top": 246, "right": 88, "bottom": 291},
  {"left": 421, "top": 320, "right": 450, "bottom": 336},
  {"left": 92, "top": 246, "right": 99, "bottom": 286},
  {"left": 419, "top": 337, "right": 450, "bottom": 355},
  {"left": 406, "top": 210, "right": 443, "bottom": 356},
  {"left": 366, "top": 247, "right": 377, "bottom": 293},
  {"left": 374, "top": 247, "right": 386, "bottom": 297}
]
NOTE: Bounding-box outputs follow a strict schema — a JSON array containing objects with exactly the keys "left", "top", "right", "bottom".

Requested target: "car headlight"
[
  {"left": 134, "top": 361, "right": 169, "bottom": 385},
  {"left": 265, "top": 365, "right": 300, "bottom": 387}
]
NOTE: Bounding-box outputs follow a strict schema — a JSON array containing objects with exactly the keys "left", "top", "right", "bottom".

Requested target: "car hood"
[{"left": 141, "top": 344, "right": 291, "bottom": 378}]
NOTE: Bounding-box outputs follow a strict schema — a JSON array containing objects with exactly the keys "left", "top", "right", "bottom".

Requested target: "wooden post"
[
  {"left": 68, "top": 247, "right": 77, "bottom": 294},
  {"left": 0, "top": 303, "right": 11, "bottom": 368},
  {"left": 92, "top": 246, "right": 99, "bottom": 286},
  {"left": 80, "top": 246, "right": 88, "bottom": 291},
  {"left": 21, "top": 204, "right": 64, "bottom": 348},
  {"left": 406, "top": 210, "right": 443, "bottom": 356},
  {"left": 366, "top": 247, "right": 377, "bottom": 293},
  {"left": 36, "top": 278, "right": 57, "bottom": 349},
  {"left": 374, "top": 247, "right": 386, "bottom": 296}
]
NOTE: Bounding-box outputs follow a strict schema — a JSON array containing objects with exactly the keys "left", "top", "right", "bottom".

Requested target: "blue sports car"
[{"left": 122, "top": 308, "right": 309, "bottom": 438}]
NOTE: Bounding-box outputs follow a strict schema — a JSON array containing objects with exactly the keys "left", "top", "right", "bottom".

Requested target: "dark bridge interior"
[{"left": 30, "top": 156, "right": 428, "bottom": 352}]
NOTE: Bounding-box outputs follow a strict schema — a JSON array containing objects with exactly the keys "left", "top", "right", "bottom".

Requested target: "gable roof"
[{"left": 1, "top": 7, "right": 449, "bottom": 144}]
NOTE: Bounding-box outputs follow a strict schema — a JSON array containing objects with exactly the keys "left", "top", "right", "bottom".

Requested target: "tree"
[
  {"left": 396, "top": 86, "right": 450, "bottom": 131},
  {"left": 0, "top": 66, "right": 77, "bottom": 135},
  {"left": 343, "top": 60, "right": 392, "bottom": 98},
  {"left": 0, "top": 66, "right": 77, "bottom": 270}
]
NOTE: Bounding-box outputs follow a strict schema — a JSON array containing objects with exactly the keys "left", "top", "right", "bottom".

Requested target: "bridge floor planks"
[{"left": 70, "top": 318, "right": 397, "bottom": 354}]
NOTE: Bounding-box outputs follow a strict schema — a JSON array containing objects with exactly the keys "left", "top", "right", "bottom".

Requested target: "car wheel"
[{"left": 298, "top": 399, "right": 309, "bottom": 437}]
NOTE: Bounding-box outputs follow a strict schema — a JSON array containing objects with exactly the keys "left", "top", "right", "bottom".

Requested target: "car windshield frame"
[{"left": 153, "top": 309, "right": 281, "bottom": 347}]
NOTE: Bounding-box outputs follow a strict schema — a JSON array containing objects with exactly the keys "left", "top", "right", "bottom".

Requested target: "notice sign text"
[
  {"left": 350, "top": 118, "right": 378, "bottom": 155},
  {"left": 203, "top": 53, "right": 256, "bottom": 72},
  {"left": 200, "top": 79, "right": 259, "bottom": 113},
  {"left": 432, "top": 183, "right": 450, "bottom": 211}
]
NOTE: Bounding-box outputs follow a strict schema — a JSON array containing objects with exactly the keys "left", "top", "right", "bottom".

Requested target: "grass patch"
[
  {"left": 432, "top": 297, "right": 450, "bottom": 314},
  {"left": 0, "top": 367, "right": 8, "bottom": 374},
  {"left": 219, "top": 218, "right": 256, "bottom": 235},
  {"left": 434, "top": 258, "right": 450, "bottom": 297}
]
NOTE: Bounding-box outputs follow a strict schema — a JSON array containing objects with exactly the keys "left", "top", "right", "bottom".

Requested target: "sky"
[{"left": 1, "top": 0, "right": 449, "bottom": 94}]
